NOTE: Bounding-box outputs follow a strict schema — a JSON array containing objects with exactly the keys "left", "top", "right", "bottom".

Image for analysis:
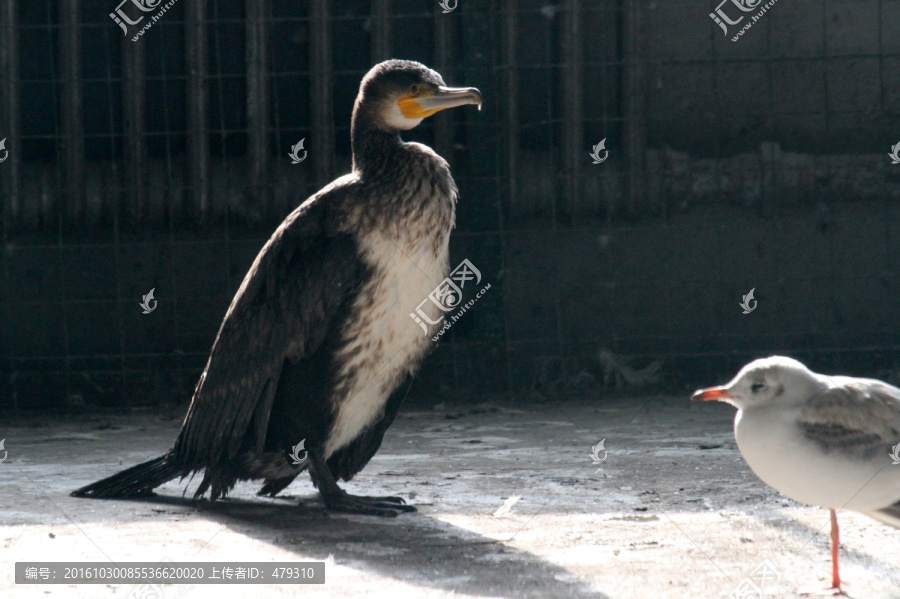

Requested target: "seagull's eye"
[{"left": 751, "top": 383, "right": 766, "bottom": 393}]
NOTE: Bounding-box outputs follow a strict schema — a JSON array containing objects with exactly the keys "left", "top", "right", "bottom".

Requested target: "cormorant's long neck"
[{"left": 351, "top": 112, "right": 405, "bottom": 179}]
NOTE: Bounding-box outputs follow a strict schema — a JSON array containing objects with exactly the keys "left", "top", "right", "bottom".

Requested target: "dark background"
[{"left": 0, "top": 0, "right": 899, "bottom": 411}]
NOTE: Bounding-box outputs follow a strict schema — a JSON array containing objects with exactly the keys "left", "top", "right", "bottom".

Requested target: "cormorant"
[{"left": 71, "top": 60, "right": 482, "bottom": 516}]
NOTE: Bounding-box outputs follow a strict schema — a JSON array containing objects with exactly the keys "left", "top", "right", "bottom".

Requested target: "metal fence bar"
[
  {"left": 186, "top": 0, "right": 210, "bottom": 217},
  {"left": 371, "top": 0, "right": 391, "bottom": 64},
  {"left": 310, "top": 0, "right": 335, "bottom": 187},
  {"left": 622, "top": 0, "right": 646, "bottom": 215},
  {"left": 502, "top": 2, "right": 518, "bottom": 211},
  {"left": 246, "top": 0, "right": 270, "bottom": 209},
  {"left": 562, "top": 0, "right": 583, "bottom": 220},
  {"left": 0, "top": 0, "right": 20, "bottom": 226},
  {"left": 432, "top": 4, "right": 455, "bottom": 160},
  {"left": 58, "top": 0, "right": 85, "bottom": 221},
  {"left": 122, "top": 36, "right": 146, "bottom": 224}
]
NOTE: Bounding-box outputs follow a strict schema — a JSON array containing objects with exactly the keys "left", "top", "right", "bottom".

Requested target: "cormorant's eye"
[
  {"left": 410, "top": 84, "right": 420, "bottom": 94},
  {"left": 751, "top": 382, "right": 766, "bottom": 393}
]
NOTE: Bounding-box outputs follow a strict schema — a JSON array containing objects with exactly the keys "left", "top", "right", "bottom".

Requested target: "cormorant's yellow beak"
[{"left": 398, "top": 85, "right": 483, "bottom": 120}]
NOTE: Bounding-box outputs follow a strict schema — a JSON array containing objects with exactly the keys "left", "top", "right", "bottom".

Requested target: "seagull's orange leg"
[
  {"left": 830, "top": 509, "right": 842, "bottom": 592},
  {"left": 797, "top": 509, "right": 846, "bottom": 596}
]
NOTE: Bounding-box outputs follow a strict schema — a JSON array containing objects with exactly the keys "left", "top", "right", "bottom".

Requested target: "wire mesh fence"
[{"left": 0, "top": 0, "right": 898, "bottom": 410}]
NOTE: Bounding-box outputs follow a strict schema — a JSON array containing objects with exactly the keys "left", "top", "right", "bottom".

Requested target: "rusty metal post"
[
  {"left": 58, "top": 0, "right": 85, "bottom": 221},
  {"left": 246, "top": 0, "right": 270, "bottom": 212},
  {"left": 185, "top": 0, "right": 209, "bottom": 217},
  {"left": 622, "top": 0, "right": 646, "bottom": 214},
  {"left": 0, "top": 0, "right": 20, "bottom": 226},
  {"left": 122, "top": 35, "right": 146, "bottom": 224},
  {"left": 562, "top": 0, "right": 583, "bottom": 221},
  {"left": 371, "top": 0, "right": 391, "bottom": 63},
  {"left": 309, "top": 0, "right": 334, "bottom": 187}
]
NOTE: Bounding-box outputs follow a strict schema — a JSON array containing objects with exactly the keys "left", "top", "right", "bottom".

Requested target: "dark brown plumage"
[{"left": 71, "top": 59, "right": 482, "bottom": 516}]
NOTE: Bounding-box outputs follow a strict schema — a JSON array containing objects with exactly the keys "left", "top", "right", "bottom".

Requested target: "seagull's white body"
[
  {"left": 694, "top": 356, "right": 900, "bottom": 592},
  {"left": 734, "top": 375, "right": 900, "bottom": 517}
]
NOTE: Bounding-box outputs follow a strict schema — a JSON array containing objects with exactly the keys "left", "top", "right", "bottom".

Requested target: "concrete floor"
[{"left": 2, "top": 396, "right": 899, "bottom": 598}]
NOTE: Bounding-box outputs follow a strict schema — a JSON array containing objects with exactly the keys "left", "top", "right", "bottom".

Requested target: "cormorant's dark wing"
[{"left": 174, "top": 178, "right": 361, "bottom": 473}]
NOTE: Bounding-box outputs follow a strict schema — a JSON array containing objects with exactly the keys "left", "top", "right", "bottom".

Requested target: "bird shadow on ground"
[{"left": 120, "top": 493, "right": 607, "bottom": 599}]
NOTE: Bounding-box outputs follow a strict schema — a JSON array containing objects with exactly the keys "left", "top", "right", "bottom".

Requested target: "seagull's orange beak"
[{"left": 690, "top": 386, "right": 734, "bottom": 402}]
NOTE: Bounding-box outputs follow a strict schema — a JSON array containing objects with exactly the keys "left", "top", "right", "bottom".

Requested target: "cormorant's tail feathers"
[
  {"left": 256, "top": 475, "right": 299, "bottom": 497},
  {"left": 71, "top": 453, "right": 180, "bottom": 498}
]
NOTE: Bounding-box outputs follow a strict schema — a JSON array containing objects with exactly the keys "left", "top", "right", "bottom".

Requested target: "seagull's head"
[
  {"left": 353, "top": 59, "right": 482, "bottom": 134},
  {"left": 691, "top": 356, "right": 826, "bottom": 411}
]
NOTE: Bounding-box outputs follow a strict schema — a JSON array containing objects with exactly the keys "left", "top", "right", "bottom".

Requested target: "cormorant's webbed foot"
[
  {"left": 309, "top": 450, "right": 416, "bottom": 517},
  {"left": 323, "top": 490, "right": 417, "bottom": 517}
]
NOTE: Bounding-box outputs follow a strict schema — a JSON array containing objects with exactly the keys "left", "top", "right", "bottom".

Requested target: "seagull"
[{"left": 692, "top": 356, "right": 900, "bottom": 595}]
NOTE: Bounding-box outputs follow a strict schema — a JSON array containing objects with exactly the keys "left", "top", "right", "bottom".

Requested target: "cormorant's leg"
[{"left": 308, "top": 449, "right": 416, "bottom": 517}]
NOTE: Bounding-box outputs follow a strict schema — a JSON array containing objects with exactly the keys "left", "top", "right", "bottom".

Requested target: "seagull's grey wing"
[{"left": 799, "top": 380, "right": 900, "bottom": 459}]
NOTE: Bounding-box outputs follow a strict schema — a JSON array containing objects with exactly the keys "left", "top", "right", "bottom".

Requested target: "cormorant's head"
[{"left": 353, "top": 59, "right": 482, "bottom": 133}]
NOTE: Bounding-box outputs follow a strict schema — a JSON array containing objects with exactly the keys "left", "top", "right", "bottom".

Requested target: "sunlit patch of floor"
[
  {"left": 431, "top": 504, "right": 900, "bottom": 598},
  {"left": 3, "top": 398, "right": 900, "bottom": 598}
]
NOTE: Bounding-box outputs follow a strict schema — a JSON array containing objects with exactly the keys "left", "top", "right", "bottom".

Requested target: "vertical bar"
[
  {"left": 246, "top": 0, "right": 270, "bottom": 212},
  {"left": 432, "top": 4, "right": 455, "bottom": 161},
  {"left": 458, "top": 1, "right": 495, "bottom": 181},
  {"left": 562, "top": 0, "right": 583, "bottom": 220},
  {"left": 310, "top": 0, "right": 334, "bottom": 186},
  {"left": 0, "top": 0, "right": 21, "bottom": 224},
  {"left": 622, "top": 0, "right": 646, "bottom": 215},
  {"left": 371, "top": 0, "right": 391, "bottom": 63},
  {"left": 122, "top": 36, "right": 146, "bottom": 224},
  {"left": 502, "top": 0, "right": 518, "bottom": 213},
  {"left": 185, "top": 0, "right": 209, "bottom": 217},
  {"left": 58, "top": 0, "right": 85, "bottom": 221}
]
